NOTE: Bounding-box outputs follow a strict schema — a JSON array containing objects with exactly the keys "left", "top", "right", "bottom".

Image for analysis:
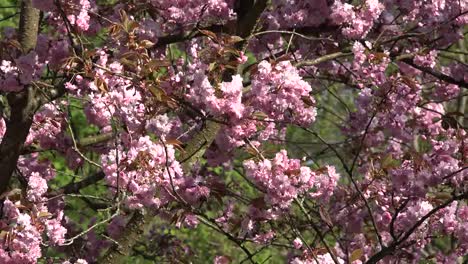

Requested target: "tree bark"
[
  {"left": 99, "top": 212, "right": 151, "bottom": 264},
  {"left": 0, "top": 0, "right": 40, "bottom": 195}
]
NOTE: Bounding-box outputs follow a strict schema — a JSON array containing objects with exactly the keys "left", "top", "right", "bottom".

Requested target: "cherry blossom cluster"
[
  {"left": 0, "top": 170, "right": 67, "bottom": 263},
  {"left": 249, "top": 60, "right": 316, "bottom": 126},
  {"left": 101, "top": 135, "right": 184, "bottom": 209},
  {"left": 331, "top": 0, "right": 384, "bottom": 39},
  {"left": 33, "top": 0, "right": 93, "bottom": 31},
  {"left": 244, "top": 150, "right": 339, "bottom": 208},
  {"left": 0, "top": 52, "right": 42, "bottom": 92},
  {"left": 0, "top": 0, "right": 467, "bottom": 263}
]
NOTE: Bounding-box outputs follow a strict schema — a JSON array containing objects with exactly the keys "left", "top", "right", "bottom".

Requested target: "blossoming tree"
[{"left": 0, "top": 0, "right": 467, "bottom": 263}]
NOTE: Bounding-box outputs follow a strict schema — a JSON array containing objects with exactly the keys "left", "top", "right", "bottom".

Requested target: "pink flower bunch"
[
  {"left": 101, "top": 136, "right": 183, "bottom": 209},
  {"left": 351, "top": 41, "right": 390, "bottom": 87},
  {"left": 62, "top": 259, "right": 88, "bottom": 264},
  {"left": 149, "top": 0, "right": 234, "bottom": 28},
  {"left": 1, "top": 0, "right": 467, "bottom": 262},
  {"left": 244, "top": 150, "right": 338, "bottom": 208},
  {"left": 26, "top": 172, "right": 48, "bottom": 203},
  {"left": 33, "top": 0, "right": 92, "bottom": 31},
  {"left": 331, "top": 0, "right": 384, "bottom": 38},
  {"left": 187, "top": 73, "right": 244, "bottom": 120},
  {"left": 46, "top": 211, "right": 68, "bottom": 245},
  {"left": 266, "top": 0, "right": 331, "bottom": 28},
  {"left": 250, "top": 60, "right": 316, "bottom": 126},
  {"left": 394, "top": 200, "right": 433, "bottom": 235},
  {"left": 0, "top": 52, "right": 42, "bottom": 92},
  {"left": 36, "top": 37, "right": 71, "bottom": 70},
  {"left": 291, "top": 253, "right": 344, "bottom": 264},
  {"left": 252, "top": 230, "right": 275, "bottom": 244},
  {"left": 0, "top": 200, "right": 42, "bottom": 264},
  {"left": 18, "top": 154, "right": 56, "bottom": 181},
  {"left": 83, "top": 57, "right": 144, "bottom": 132},
  {"left": 414, "top": 50, "right": 438, "bottom": 68},
  {"left": 27, "top": 103, "right": 66, "bottom": 149},
  {"left": 433, "top": 84, "right": 460, "bottom": 100},
  {"left": 145, "top": 114, "right": 182, "bottom": 139}
]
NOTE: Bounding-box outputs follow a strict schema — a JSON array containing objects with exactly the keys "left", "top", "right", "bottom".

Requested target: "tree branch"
[
  {"left": 60, "top": 171, "right": 105, "bottom": 194},
  {"left": 18, "top": 0, "right": 40, "bottom": 54},
  {"left": 295, "top": 52, "right": 353, "bottom": 68},
  {"left": 400, "top": 58, "right": 468, "bottom": 89},
  {"left": 365, "top": 192, "right": 468, "bottom": 264},
  {"left": 0, "top": 0, "right": 40, "bottom": 196},
  {"left": 236, "top": 0, "right": 268, "bottom": 38},
  {"left": 99, "top": 212, "right": 151, "bottom": 264}
]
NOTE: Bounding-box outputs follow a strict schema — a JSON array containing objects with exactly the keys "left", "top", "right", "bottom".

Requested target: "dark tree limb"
[
  {"left": 179, "top": 120, "right": 221, "bottom": 172},
  {"left": 21, "top": 132, "right": 116, "bottom": 154},
  {"left": 18, "top": 0, "right": 40, "bottom": 54},
  {"left": 99, "top": 212, "right": 152, "bottom": 264},
  {"left": 0, "top": 0, "right": 40, "bottom": 195},
  {"left": 155, "top": 24, "right": 230, "bottom": 48},
  {"left": 60, "top": 171, "right": 106, "bottom": 195},
  {"left": 236, "top": 0, "right": 268, "bottom": 38},
  {"left": 401, "top": 58, "right": 468, "bottom": 89}
]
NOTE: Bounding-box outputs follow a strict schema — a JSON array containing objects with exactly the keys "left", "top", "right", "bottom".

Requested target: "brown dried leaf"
[
  {"left": 140, "top": 40, "right": 155, "bottom": 49},
  {"left": 119, "top": 10, "right": 128, "bottom": 23},
  {"left": 350, "top": 248, "right": 363, "bottom": 262},
  {"left": 146, "top": 59, "right": 172, "bottom": 70},
  {"left": 95, "top": 78, "right": 108, "bottom": 93},
  {"left": 0, "top": 231, "right": 8, "bottom": 239},
  {"left": 401, "top": 76, "right": 419, "bottom": 90},
  {"left": 109, "top": 24, "right": 122, "bottom": 37},
  {"left": 8, "top": 40, "right": 22, "bottom": 51},
  {"left": 301, "top": 96, "right": 315, "bottom": 107},
  {"left": 126, "top": 21, "right": 140, "bottom": 33},
  {"left": 227, "top": 35, "right": 243, "bottom": 44},
  {"left": 199, "top": 29, "right": 218, "bottom": 41},
  {"left": 165, "top": 138, "right": 184, "bottom": 151},
  {"left": 120, "top": 51, "right": 139, "bottom": 60},
  {"left": 147, "top": 84, "right": 166, "bottom": 101},
  {"left": 38, "top": 212, "right": 53, "bottom": 218}
]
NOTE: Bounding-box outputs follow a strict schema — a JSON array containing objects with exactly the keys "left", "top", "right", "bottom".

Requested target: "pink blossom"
[
  {"left": 0, "top": 117, "right": 5, "bottom": 140},
  {"left": 342, "top": 0, "right": 384, "bottom": 38},
  {"left": 1, "top": 0, "right": 466, "bottom": 261},
  {"left": 1, "top": 200, "right": 42, "bottom": 263},
  {"left": 183, "top": 214, "right": 199, "bottom": 228},
  {"left": 414, "top": 50, "right": 438, "bottom": 68},
  {"left": 188, "top": 73, "right": 245, "bottom": 120},
  {"left": 214, "top": 256, "right": 230, "bottom": 264},
  {"left": 46, "top": 213, "right": 67, "bottom": 245},
  {"left": 330, "top": 2, "right": 355, "bottom": 25},
  {"left": 293, "top": 237, "right": 303, "bottom": 249},
  {"left": 26, "top": 172, "right": 48, "bottom": 202},
  {"left": 250, "top": 60, "right": 316, "bottom": 125},
  {"left": 0, "top": 60, "right": 22, "bottom": 92},
  {"left": 253, "top": 231, "right": 275, "bottom": 244}
]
